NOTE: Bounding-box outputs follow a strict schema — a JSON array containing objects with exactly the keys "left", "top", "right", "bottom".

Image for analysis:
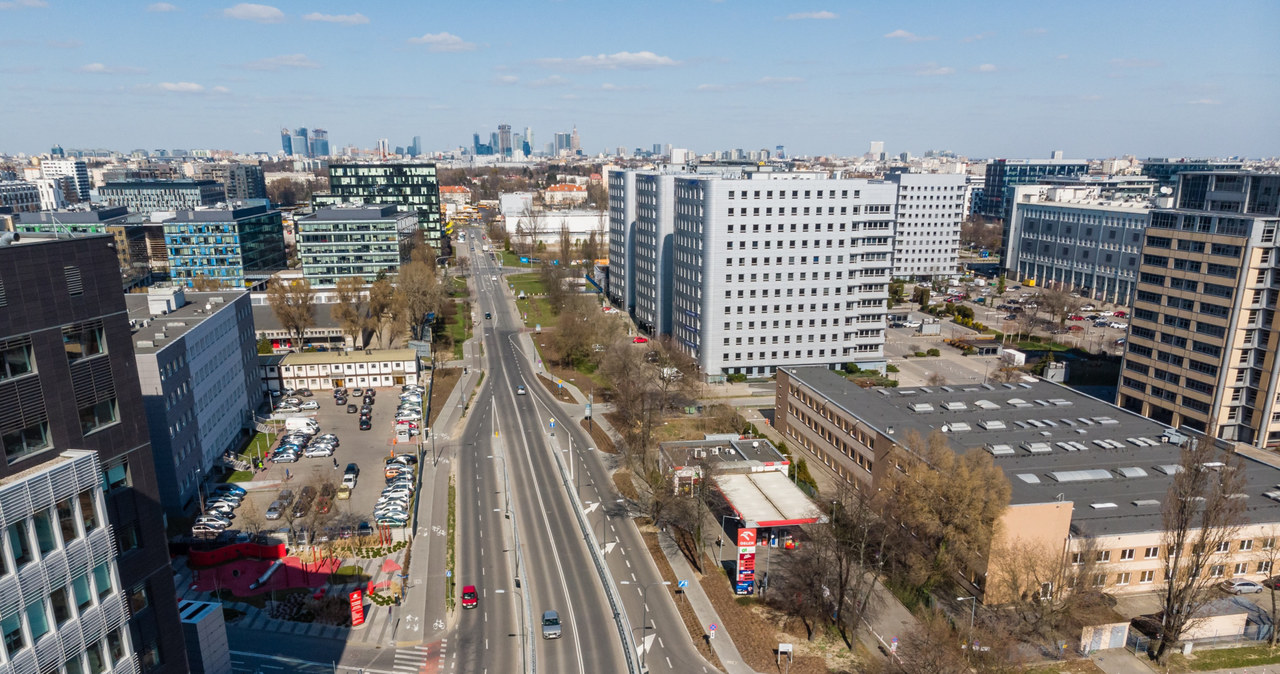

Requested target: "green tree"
[{"left": 996, "top": 275, "right": 1007, "bottom": 295}]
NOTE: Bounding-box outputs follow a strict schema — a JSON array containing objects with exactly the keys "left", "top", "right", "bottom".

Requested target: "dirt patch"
[
  {"left": 637, "top": 519, "right": 722, "bottom": 669},
  {"left": 580, "top": 418, "right": 617, "bottom": 454},
  {"left": 613, "top": 470, "right": 640, "bottom": 502},
  {"left": 428, "top": 367, "right": 461, "bottom": 428},
  {"left": 535, "top": 373, "right": 576, "bottom": 403},
  {"left": 697, "top": 553, "right": 836, "bottom": 674}
]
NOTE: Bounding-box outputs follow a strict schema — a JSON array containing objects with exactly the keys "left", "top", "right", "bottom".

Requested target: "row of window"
[
  {"left": 4, "top": 398, "right": 118, "bottom": 464},
  {"left": 726, "top": 189, "right": 861, "bottom": 200}
]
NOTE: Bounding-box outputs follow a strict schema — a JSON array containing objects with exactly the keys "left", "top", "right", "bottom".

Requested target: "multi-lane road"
[{"left": 452, "top": 233, "right": 720, "bottom": 674}]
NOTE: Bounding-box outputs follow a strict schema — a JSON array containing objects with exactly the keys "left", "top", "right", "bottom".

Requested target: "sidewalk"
[{"left": 657, "top": 529, "right": 757, "bottom": 674}]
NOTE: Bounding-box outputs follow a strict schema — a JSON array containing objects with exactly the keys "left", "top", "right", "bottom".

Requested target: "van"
[{"left": 285, "top": 418, "right": 319, "bottom": 433}]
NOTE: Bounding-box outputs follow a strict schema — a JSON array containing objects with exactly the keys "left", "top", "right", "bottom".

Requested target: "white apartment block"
[
  {"left": 608, "top": 166, "right": 895, "bottom": 380},
  {"left": 33, "top": 178, "right": 68, "bottom": 212},
  {"left": 887, "top": 172, "right": 966, "bottom": 279},
  {"left": 39, "top": 159, "right": 90, "bottom": 202}
]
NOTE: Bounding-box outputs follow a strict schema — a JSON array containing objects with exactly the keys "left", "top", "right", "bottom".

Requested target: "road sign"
[
  {"left": 678, "top": 580, "right": 688, "bottom": 588},
  {"left": 445, "top": 569, "right": 452, "bottom": 578},
  {"left": 709, "top": 623, "right": 717, "bottom": 632},
  {"left": 549, "top": 418, "right": 556, "bottom": 429},
  {"left": 891, "top": 636, "right": 899, "bottom": 653}
]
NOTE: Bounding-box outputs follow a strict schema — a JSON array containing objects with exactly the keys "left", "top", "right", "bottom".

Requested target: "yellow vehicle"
[{"left": 336, "top": 485, "right": 352, "bottom": 500}]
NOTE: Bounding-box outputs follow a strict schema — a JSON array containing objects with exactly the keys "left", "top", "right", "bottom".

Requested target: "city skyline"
[{"left": 0, "top": 1, "right": 1277, "bottom": 158}]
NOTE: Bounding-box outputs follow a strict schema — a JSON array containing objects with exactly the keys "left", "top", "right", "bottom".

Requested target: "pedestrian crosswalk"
[{"left": 393, "top": 640, "right": 447, "bottom": 673}]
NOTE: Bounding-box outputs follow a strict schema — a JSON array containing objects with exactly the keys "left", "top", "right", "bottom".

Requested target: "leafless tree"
[
  {"left": 926, "top": 371, "right": 947, "bottom": 387},
  {"left": 330, "top": 277, "right": 368, "bottom": 349},
  {"left": 395, "top": 258, "right": 446, "bottom": 341},
  {"left": 366, "top": 278, "right": 402, "bottom": 348},
  {"left": 516, "top": 202, "right": 545, "bottom": 256},
  {"left": 987, "top": 534, "right": 1108, "bottom": 650},
  {"left": 265, "top": 277, "right": 316, "bottom": 345},
  {"left": 1153, "top": 438, "right": 1248, "bottom": 663}
]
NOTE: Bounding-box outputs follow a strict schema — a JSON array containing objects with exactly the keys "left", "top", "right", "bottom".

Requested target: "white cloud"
[
  {"left": 240, "top": 53, "right": 319, "bottom": 70},
  {"left": 696, "top": 83, "right": 728, "bottom": 92},
  {"left": 147, "top": 2, "right": 177, "bottom": 11},
  {"left": 495, "top": 75, "right": 519, "bottom": 85},
  {"left": 975, "top": 63, "right": 998, "bottom": 73},
  {"left": 601, "top": 82, "right": 645, "bottom": 92},
  {"left": 222, "top": 3, "right": 283, "bottom": 23},
  {"left": 1189, "top": 98, "right": 1221, "bottom": 105},
  {"left": 884, "top": 29, "right": 935, "bottom": 42},
  {"left": 303, "top": 12, "right": 368, "bottom": 25},
  {"left": 537, "top": 51, "right": 679, "bottom": 70},
  {"left": 0, "top": 0, "right": 47, "bottom": 9},
  {"left": 211, "top": 85, "right": 230, "bottom": 94},
  {"left": 915, "top": 63, "right": 955, "bottom": 76},
  {"left": 408, "top": 32, "right": 476, "bottom": 52},
  {"left": 963, "top": 31, "right": 994, "bottom": 42},
  {"left": 785, "top": 10, "right": 836, "bottom": 20},
  {"left": 158, "top": 81, "right": 204, "bottom": 92},
  {"left": 79, "top": 62, "right": 145, "bottom": 74}
]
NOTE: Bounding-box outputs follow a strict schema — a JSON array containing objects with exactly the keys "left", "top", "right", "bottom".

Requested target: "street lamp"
[
  {"left": 957, "top": 595, "right": 977, "bottom": 629},
  {"left": 620, "top": 580, "right": 670, "bottom": 669}
]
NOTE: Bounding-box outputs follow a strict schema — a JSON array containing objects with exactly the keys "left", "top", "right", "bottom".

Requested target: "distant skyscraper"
[
  {"left": 50, "top": 143, "right": 65, "bottom": 157},
  {"left": 280, "top": 128, "right": 292, "bottom": 155},
  {"left": 652, "top": 144, "right": 663, "bottom": 156},
  {"left": 472, "top": 133, "right": 481, "bottom": 155},
  {"left": 410, "top": 135, "right": 422, "bottom": 157},
  {"left": 524, "top": 127, "right": 534, "bottom": 154},
  {"left": 868, "top": 141, "right": 885, "bottom": 159},
  {"left": 377, "top": 138, "right": 389, "bottom": 156},
  {"left": 570, "top": 126, "right": 580, "bottom": 153},
  {"left": 290, "top": 128, "right": 310, "bottom": 157},
  {"left": 309, "top": 129, "right": 329, "bottom": 157},
  {"left": 498, "top": 124, "right": 513, "bottom": 156},
  {"left": 775, "top": 145, "right": 785, "bottom": 160},
  {"left": 554, "top": 133, "right": 571, "bottom": 155}
]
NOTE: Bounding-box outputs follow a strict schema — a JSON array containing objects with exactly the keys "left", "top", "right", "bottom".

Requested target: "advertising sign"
[
  {"left": 736, "top": 528, "right": 757, "bottom": 595},
  {"left": 349, "top": 590, "right": 365, "bottom": 626}
]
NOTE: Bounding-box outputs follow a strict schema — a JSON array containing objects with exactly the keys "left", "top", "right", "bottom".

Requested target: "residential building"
[
  {"left": 886, "top": 172, "right": 966, "bottom": 280},
  {"left": 193, "top": 163, "right": 267, "bottom": 202},
  {"left": 1118, "top": 171, "right": 1280, "bottom": 448},
  {"left": 297, "top": 205, "right": 417, "bottom": 286},
  {"left": 100, "top": 179, "right": 224, "bottom": 215},
  {"left": 439, "top": 185, "right": 471, "bottom": 209},
  {"left": 127, "top": 288, "right": 258, "bottom": 516},
  {"left": 544, "top": 183, "right": 589, "bottom": 206},
  {"left": 977, "top": 157, "right": 1089, "bottom": 225},
  {"left": 39, "top": 159, "right": 91, "bottom": 202},
  {"left": 251, "top": 305, "right": 347, "bottom": 351},
  {"left": 609, "top": 166, "right": 896, "bottom": 380},
  {"left": 0, "top": 233, "right": 187, "bottom": 671},
  {"left": 162, "top": 204, "right": 286, "bottom": 287},
  {"left": 277, "top": 349, "right": 421, "bottom": 391},
  {"left": 1004, "top": 185, "right": 1151, "bottom": 305},
  {"left": 313, "top": 163, "right": 446, "bottom": 250},
  {"left": 0, "top": 181, "right": 40, "bottom": 213},
  {"left": 775, "top": 365, "right": 1280, "bottom": 602},
  {"left": 1142, "top": 158, "right": 1245, "bottom": 189},
  {"left": 33, "top": 177, "right": 69, "bottom": 211}
]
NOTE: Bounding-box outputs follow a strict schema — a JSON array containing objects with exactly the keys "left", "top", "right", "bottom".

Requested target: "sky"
[{"left": 1, "top": 1, "right": 1277, "bottom": 159}]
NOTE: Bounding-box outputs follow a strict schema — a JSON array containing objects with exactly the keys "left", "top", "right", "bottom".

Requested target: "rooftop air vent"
[
  {"left": 1116, "top": 467, "right": 1149, "bottom": 478},
  {"left": 1016, "top": 474, "right": 1041, "bottom": 484},
  {"left": 1132, "top": 499, "right": 1161, "bottom": 507},
  {"left": 986, "top": 444, "right": 1015, "bottom": 457}
]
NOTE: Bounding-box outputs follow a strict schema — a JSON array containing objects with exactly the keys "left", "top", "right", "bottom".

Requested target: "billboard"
[
  {"left": 736, "top": 528, "right": 756, "bottom": 595},
  {"left": 349, "top": 590, "right": 365, "bottom": 626}
]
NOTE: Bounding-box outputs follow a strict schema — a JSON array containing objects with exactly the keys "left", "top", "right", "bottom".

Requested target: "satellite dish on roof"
[{"left": 1159, "top": 186, "right": 1172, "bottom": 195}]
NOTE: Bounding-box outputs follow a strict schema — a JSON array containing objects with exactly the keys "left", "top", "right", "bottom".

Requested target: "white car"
[
  {"left": 381, "top": 487, "right": 413, "bottom": 499},
  {"left": 276, "top": 405, "right": 301, "bottom": 414},
  {"left": 300, "top": 400, "right": 320, "bottom": 410},
  {"left": 1108, "top": 322, "right": 1128, "bottom": 330},
  {"left": 902, "top": 320, "right": 922, "bottom": 329},
  {"left": 304, "top": 445, "right": 334, "bottom": 458}
]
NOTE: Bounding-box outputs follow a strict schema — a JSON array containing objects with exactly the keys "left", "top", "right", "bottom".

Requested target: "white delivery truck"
[{"left": 284, "top": 418, "right": 319, "bottom": 433}]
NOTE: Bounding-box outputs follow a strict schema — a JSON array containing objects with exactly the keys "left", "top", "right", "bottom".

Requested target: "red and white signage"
[
  {"left": 736, "top": 528, "right": 757, "bottom": 592},
  {"left": 737, "top": 529, "right": 757, "bottom": 547},
  {"left": 349, "top": 590, "right": 365, "bottom": 627}
]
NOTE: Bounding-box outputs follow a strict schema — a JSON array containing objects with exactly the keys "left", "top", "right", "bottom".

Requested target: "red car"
[
  {"left": 632, "top": 337, "right": 649, "bottom": 344},
  {"left": 1068, "top": 315, "right": 1086, "bottom": 321},
  {"left": 1113, "top": 311, "right": 1127, "bottom": 318},
  {"left": 461, "top": 585, "right": 478, "bottom": 609}
]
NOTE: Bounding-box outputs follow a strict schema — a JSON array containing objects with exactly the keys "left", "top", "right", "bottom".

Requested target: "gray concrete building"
[
  {"left": 886, "top": 171, "right": 966, "bottom": 280},
  {"left": 298, "top": 205, "right": 417, "bottom": 286},
  {"left": 100, "top": 179, "right": 224, "bottom": 215},
  {"left": 127, "top": 288, "right": 259, "bottom": 515}
]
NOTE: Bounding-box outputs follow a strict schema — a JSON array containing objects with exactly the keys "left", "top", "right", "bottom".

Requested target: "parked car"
[
  {"left": 275, "top": 405, "right": 301, "bottom": 414},
  {"left": 1112, "top": 310, "right": 1127, "bottom": 318},
  {"left": 211, "top": 484, "right": 246, "bottom": 497},
  {"left": 335, "top": 396, "right": 347, "bottom": 406},
  {"left": 347, "top": 404, "right": 358, "bottom": 414},
  {"left": 278, "top": 489, "right": 295, "bottom": 506},
  {"left": 344, "top": 463, "right": 359, "bottom": 479},
  {"left": 1221, "top": 579, "right": 1264, "bottom": 594},
  {"left": 1108, "top": 322, "right": 1128, "bottom": 330},
  {"left": 264, "top": 502, "right": 284, "bottom": 520},
  {"left": 191, "top": 524, "right": 223, "bottom": 536},
  {"left": 632, "top": 336, "right": 648, "bottom": 344},
  {"left": 902, "top": 320, "right": 922, "bottom": 329},
  {"left": 304, "top": 445, "right": 334, "bottom": 458},
  {"left": 352, "top": 388, "right": 364, "bottom": 396},
  {"left": 359, "top": 418, "right": 372, "bottom": 431}
]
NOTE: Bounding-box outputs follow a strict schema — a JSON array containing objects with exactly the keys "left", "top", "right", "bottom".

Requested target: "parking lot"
[{"left": 227, "top": 386, "right": 426, "bottom": 543}]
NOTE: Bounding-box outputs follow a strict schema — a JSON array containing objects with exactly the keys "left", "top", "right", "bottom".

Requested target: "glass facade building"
[
  {"left": 162, "top": 205, "right": 286, "bottom": 287},
  {"left": 298, "top": 205, "right": 417, "bottom": 286},
  {"left": 99, "top": 180, "right": 224, "bottom": 216},
  {"left": 314, "top": 163, "right": 445, "bottom": 250}
]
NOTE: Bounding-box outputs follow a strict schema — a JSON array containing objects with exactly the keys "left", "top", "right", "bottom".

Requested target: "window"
[
  {"left": 1071, "top": 552, "right": 1083, "bottom": 565},
  {"left": 25, "top": 599, "right": 48, "bottom": 642},
  {"left": 127, "top": 584, "right": 150, "bottom": 614},
  {"left": 32, "top": 509, "right": 56, "bottom": 555},
  {"left": 1235, "top": 562, "right": 1249, "bottom": 575},
  {"left": 72, "top": 573, "right": 92, "bottom": 611},
  {"left": 2, "top": 613, "right": 23, "bottom": 657},
  {"left": 87, "top": 641, "right": 106, "bottom": 674},
  {"left": 1092, "top": 573, "right": 1107, "bottom": 588},
  {"left": 106, "top": 629, "right": 125, "bottom": 665},
  {"left": 1140, "top": 570, "right": 1155, "bottom": 584},
  {"left": 1120, "top": 548, "right": 1135, "bottom": 561},
  {"left": 0, "top": 342, "right": 33, "bottom": 381},
  {"left": 1116, "top": 572, "right": 1131, "bottom": 585},
  {"left": 79, "top": 398, "right": 118, "bottom": 435},
  {"left": 1265, "top": 538, "right": 1276, "bottom": 550},
  {"left": 92, "top": 562, "right": 112, "bottom": 600},
  {"left": 1210, "top": 564, "right": 1225, "bottom": 577},
  {"left": 78, "top": 491, "right": 98, "bottom": 532},
  {"left": 56, "top": 498, "right": 78, "bottom": 544},
  {"left": 103, "top": 460, "right": 130, "bottom": 491},
  {"left": 63, "top": 324, "right": 105, "bottom": 361},
  {"left": 138, "top": 639, "right": 162, "bottom": 672},
  {"left": 1262, "top": 561, "right": 1274, "bottom": 575},
  {"left": 1241, "top": 540, "right": 1254, "bottom": 552},
  {"left": 50, "top": 587, "right": 71, "bottom": 626},
  {"left": 3, "top": 421, "right": 52, "bottom": 463},
  {"left": 1216, "top": 541, "right": 1230, "bottom": 553},
  {"left": 1096, "top": 550, "right": 1110, "bottom": 563},
  {"left": 8, "top": 521, "right": 32, "bottom": 567}
]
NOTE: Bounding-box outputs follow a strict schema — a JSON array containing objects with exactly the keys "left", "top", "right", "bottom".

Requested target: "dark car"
[
  {"left": 347, "top": 404, "right": 358, "bottom": 414},
  {"left": 356, "top": 521, "right": 373, "bottom": 538},
  {"left": 277, "top": 488, "right": 295, "bottom": 506},
  {"left": 335, "top": 396, "right": 347, "bottom": 406},
  {"left": 366, "top": 389, "right": 376, "bottom": 398},
  {"left": 361, "top": 404, "right": 372, "bottom": 415},
  {"left": 363, "top": 396, "right": 374, "bottom": 406},
  {"left": 359, "top": 418, "right": 372, "bottom": 431},
  {"left": 291, "top": 499, "right": 311, "bottom": 518},
  {"left": 298, "top": 388, "right": 313, "bottom": 397}
]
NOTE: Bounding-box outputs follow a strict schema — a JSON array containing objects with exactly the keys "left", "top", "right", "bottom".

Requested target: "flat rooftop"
[
  {"left": 305, "top": 205, "right": 406, "bottom": 221},
  {"left": 125, "top": 291, "right": 246, "bottom": 354},
  {"left": 714, "top": 472, "right": 827, "bottom": 528},
  {"left": 782, "top": 365, "right": 1280, "bottom": 537},
  {"left": 281, "top": 349, "right": 418, "bottom": 366},
  {"left": 163, "top": 204, "right": 273, "bottom": 222},
  {"left": 659, "top": 436, "right": 788, "bottom": 470}
]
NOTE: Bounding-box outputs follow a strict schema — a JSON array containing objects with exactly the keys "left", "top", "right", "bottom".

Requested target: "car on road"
[
  {"left": 485, "top": 312, "right": 491, "bottom": 320},
  {"left": 359, "top": 418, "right": 372, "bottom": 431},
  {"left": 516, "top": 385, "right": 526, "bottom": 395},
  {"left": 541, "top": 610, "right": 562, "bottom": 639},
  {"left": 632, "top": 336, "right": 648, "bottom": 344},
  {"left": 461, "top": 586, "right": 478, "bottom": 609},
  {"left": 1221, "top": 579, "right": 1264, "bottom": 594}
]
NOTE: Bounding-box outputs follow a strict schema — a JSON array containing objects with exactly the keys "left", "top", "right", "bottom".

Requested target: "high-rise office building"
[
  {"left": 314, "top": 163, "right": 446, "bottom": 250},
  {"left": 887, "top": 172, "right": 966, "bottom": 280},
  {"left": 409, "top": 136, "right": 421, "bottom": 158},
  {"left": 570, "top": 126, "right": 580, "bottom": 153},
  {"left": 976, "top": 158, "right": 1089, "bottom": 221},
  {"left": 0, "top": 233, "right": 188, "bottom": 672},
  {"left": 291, "top": 128, "right": 310, "bottom": 158},
  {"left": 280, "top": 128, "right": 293, "bottom": 155},
  {"left": 193, "top": 163, "right": 267, "bottom": 202},
  {"left": 609, "top": 166, "right": 895, "bottom": 380},
  {"left": 1140, "top": 158, "right": 1245, "bottom": 189},
  {"left": 498, "top": 125, "right": 512, "bottom": 157},
  {"left": 309, "top": 129, "right": 330, "bottom": 158},
  {"left": 100, "top": 179, "right": 224, "bottom": 215},
  {"left": 868, "top": 141, "right": 885, "bottom": 159},
  {"left": 40, "top": 159, "right": 91, "bottom": 202},
  {"left": 1118, "top": 171, "right": 1280, "bottom": 447},
  {"left": 162, "top": 204, "right": 287, "bottom": 287},
  {"left": 298, "top": 205, "right": 418, "bottom": 286}
]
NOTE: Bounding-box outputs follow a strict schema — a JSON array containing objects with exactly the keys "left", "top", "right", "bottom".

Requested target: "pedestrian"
[{"left": 333, "top": 457, "right": 338, "bottom": 469}]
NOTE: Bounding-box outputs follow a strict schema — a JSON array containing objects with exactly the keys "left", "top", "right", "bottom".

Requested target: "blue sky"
[{"left": 1, "top": 1, "right": 1277, "bottom": 158}]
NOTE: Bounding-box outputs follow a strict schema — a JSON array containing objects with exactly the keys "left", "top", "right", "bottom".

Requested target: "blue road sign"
[
  {"left": 549, "top": 418, "right": 556, "bottom": 429},
  {"left": 678, "top": 580, "right": 689, "bottom": 588}
]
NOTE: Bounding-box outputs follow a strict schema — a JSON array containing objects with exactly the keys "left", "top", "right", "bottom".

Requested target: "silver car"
[{"left": 541, "top": 610, "right": 562, "bottom": 639}]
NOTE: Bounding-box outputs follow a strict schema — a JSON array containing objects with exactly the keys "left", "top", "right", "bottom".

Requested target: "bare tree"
[
  {"left": 190, "top": 275, "right": 230, "bottom": 291},
  {"left": 265, "top": 277, "right": 316, "bottom": 346},
  {"left": 926, "top": 371, "right": 947, "bottom": 387},
  {"left": 395, "top": 259, "right": 445, "bottom": 341},
  {"left": 330, "top": 277, "right": 367, "bottom": 349},
  {"left": 1153, "top": 439, "right": 1248, "bottom": 663},
  {"left": 581, "top": 230, "right": 601, "bottom": 263},
  {"left": 366, "top": 278, "right": 402, "bottom": 348},
  {"left": 516, "top": 202, "right": 545, "bottom": 256},
  {"left": 987, "top": 534, "right": 1107, "bottom": 650},
  {"left": 1038, "top": 288, "right": 1076, "bottom": 327}
]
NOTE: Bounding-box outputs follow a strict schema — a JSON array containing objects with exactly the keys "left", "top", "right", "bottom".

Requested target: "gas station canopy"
[{"left": 713, "top": 471, "right": 828, "bottom": 529}]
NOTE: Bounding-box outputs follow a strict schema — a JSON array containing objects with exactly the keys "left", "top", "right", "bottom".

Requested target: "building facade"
[
  {"left": 0, "top": 234, "right": 187, "bottom": 672},
  {"left": 100, "top": 180, "right": 224, "bottom": 216},
  {"left": 1141, "top": 158, "right": 1245, "bottom": 189},
  {"left": 13, "top": 207, "right": 144, "bottom": 281},
  {"left": 314, "top": 163, "right": 445, "bottom": 249},
  {"left": 0, "top": 182, "right": 40, "bottom": 213},
  {"left": 162, "top": 204, "right": 286, "bottom": 287},
  {"left": 977, "top": 158, "right": 1089, "bottom": 222},
  {"left": 193, "top": 163, "right": 267, "bottom": 202},
  {"left": 1118, "top": 171, "right": 1280, "bottom": 448},
  {"left": 298, "top": 205, "right": 417, "bottom": 286},
  {"left": 40, "top": 159, "right": 91, "bottom": 202},
  {"left": 1004, "top": 185, "right": 1151, "bottom": 305},
  {"left": 277, "top": 350, "right": 420, "bottom": 391},
  {"left": 128, "top": 289, "right": 258, "bottom": 516},
  {"left": 886, "top": 172, "right": 966, "bottom": 280}
]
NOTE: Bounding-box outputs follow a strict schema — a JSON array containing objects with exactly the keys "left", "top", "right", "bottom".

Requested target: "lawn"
[
  {"left": 242, "top": 432, "right": 275, "bottom": 461},
  {"left": 225, "top": 471, "right": 255, "bottom": 483},
  {"left": 500, "top": 249, "right": 524, "bottom": 269},
  {"left": 516, "top": 295, "right": 555, "bottom": 329},
  {"left": 1014, "top": 339, "right": 1073, "bottom": 352},
  {"left": 450, "top": 276, "right": 468, "bottom": 297},
  {"left": 1171, "top": 644, "right": 1280, "bottom": 671},
  {"left": 446, "top": 301, "right": 471, "bottom": 359},
  {"left": 508, "top": 272, "right": 547, "bottom": 296}
]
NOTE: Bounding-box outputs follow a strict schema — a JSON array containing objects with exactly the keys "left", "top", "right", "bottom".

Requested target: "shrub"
[
  {"left": 886, "top": 364, "right": 900, "bottom": 373},
  {"left": 914, "top": 351, "right": 926, "bottom": 358},
  {"left": 726, "top": 373, "right": 748, "bottom": 383},
  {"left": 926, "top": 348, "right": 940, "bottom": 357}
]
